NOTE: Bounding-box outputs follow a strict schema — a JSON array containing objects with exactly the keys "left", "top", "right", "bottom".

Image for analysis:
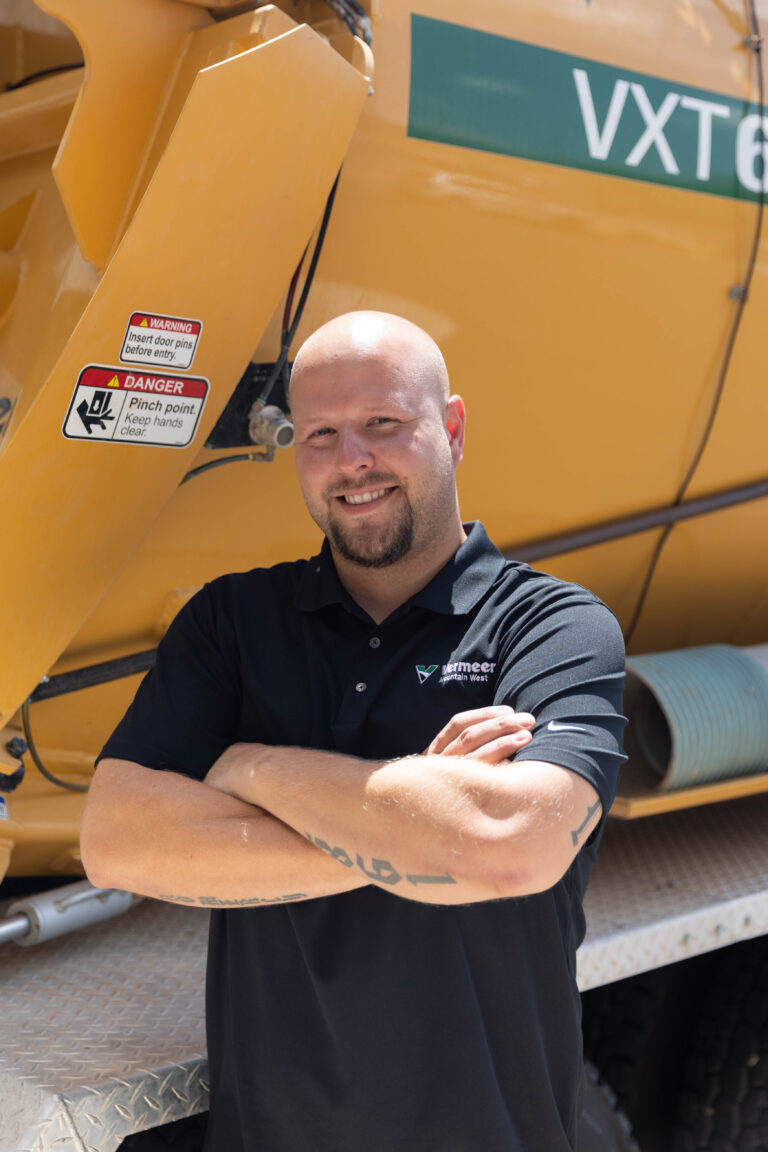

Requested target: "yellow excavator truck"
[{"left": 1, "top": 1, "right": 767, "bottom": 1149}]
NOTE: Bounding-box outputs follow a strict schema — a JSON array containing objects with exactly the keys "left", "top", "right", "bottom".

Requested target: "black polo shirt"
[{"left": 101, "top": 522, "right": 626, "bottom": 1152}]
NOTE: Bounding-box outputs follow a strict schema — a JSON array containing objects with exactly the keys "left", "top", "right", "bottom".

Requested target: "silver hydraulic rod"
[
  {"left": 1, "top": 880, "right": 141, "bottom": 946},
  {"left": 0, "top": 912, "right": 31, "bottom": 944}
]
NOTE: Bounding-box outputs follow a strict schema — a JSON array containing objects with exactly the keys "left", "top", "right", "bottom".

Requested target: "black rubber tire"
[
  {"left": 673, "top": 937, "right": 768, "bottom": 1152},
  {"left": 582, "top": 971, "right": 668, "bottom": 1122},
  {"left": 578, "top": 1060, "right": 641, "bottom": 1151}
]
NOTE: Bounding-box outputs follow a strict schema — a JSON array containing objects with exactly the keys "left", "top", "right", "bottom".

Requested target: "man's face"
[{"left": 290, "top": 347, "right": 464, "bottom": 569}]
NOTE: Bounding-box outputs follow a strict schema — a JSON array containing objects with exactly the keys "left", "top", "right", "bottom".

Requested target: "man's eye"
[
  {"left": 307, "top": 427, "right": 334, "bottom": 440},
  {"left": 368, "top": 417, "right": 397, "bottom": 427}
]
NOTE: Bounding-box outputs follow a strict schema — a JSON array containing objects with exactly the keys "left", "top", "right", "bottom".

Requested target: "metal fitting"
[{"left": 248, "top": 403, "right": 295, "bottom": 450}]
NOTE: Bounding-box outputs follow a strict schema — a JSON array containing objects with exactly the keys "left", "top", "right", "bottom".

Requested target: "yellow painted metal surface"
[
  {"left": 611, "top": 771, "right": 768, "bottom": 820},
  {"left": 39, "top": 0, "right": 211, "bottom": 270},
  {"left": 0, "top": 776, "right": 84, "bottom": 876},
  {"left": 0, "top": 0, "right": 767, "bottom": 872},
  {"left": 0, "top": 13, "right": 369, "bottom": 733}
]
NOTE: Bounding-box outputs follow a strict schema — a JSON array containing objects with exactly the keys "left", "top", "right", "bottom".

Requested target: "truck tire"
[
  {"left": 582, "top": 971, "right": 667, "bottom": 1121},
  {"left": 579, "top": 1060, "right": 641, "bottom": 1151},
  {"left": 673, "top": 938, "right": 768, "bottom": 1152}
]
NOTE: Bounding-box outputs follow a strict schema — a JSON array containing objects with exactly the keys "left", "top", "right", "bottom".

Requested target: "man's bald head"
[
  {"left": 289, "top": 310, "right": 466, "bottom": 582},
  {"left": 290, "top": 311, "right": 450, "bottom": 410}
]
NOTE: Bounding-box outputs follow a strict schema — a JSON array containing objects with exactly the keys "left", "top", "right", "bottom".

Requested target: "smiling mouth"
[{"left": 340, "top": 487, "right": 394, "bottom": 506}]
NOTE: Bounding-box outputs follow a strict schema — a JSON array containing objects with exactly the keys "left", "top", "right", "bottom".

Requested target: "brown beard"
[{"left": 327, "top": 499, "right": 414, "bottom": 568}]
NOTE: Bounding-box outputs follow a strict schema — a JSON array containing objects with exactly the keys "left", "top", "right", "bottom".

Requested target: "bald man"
[{"left": 83, "top": 313, "right": 626, "bottom": 1152}]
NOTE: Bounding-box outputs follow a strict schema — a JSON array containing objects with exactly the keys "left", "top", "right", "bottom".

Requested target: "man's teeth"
[{"left": 343, "top": 488, "right": 389, "bottom": 505}]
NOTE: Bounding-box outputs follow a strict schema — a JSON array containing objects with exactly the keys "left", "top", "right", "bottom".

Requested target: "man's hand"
[{"left": 425, "top": 705, "right": 535, "bottom": 764}]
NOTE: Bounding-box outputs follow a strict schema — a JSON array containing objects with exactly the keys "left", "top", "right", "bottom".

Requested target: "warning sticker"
[
  {"left": 120, "top": 311, "right": 202, "bottom": 370},
  {"left": 63, "top": 365, "right": 208, "bottom": 448}
]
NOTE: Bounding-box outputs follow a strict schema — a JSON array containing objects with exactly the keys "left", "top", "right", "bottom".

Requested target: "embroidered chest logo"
[{"left": 415, "top": 659, "right": 497, "bottom": 685}]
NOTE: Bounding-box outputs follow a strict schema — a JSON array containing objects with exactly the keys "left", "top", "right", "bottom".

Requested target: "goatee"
[{"left": 328, "top": 504, "right": 414, "bottom": 568}]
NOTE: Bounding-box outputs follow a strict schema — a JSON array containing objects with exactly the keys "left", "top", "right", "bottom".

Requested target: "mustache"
[{"left": 323, "top": 475, "right": 399, "bottom": 500}]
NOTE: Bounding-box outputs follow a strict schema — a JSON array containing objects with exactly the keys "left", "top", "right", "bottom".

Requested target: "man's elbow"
[
  {"left": 457, "top": 822, "right": 576, "bottom": 900},
  {"left": 79, "top": 763, "right": 137, "bottom": 890},
  {"left": 80, "top": 854, "right": 112, "bottom": 892},
  {"left": 80, "top": 805, "right": 121, "bottom": 890},
  {"left": 453, "top": 761, "right": 602, "bottom": 899}
]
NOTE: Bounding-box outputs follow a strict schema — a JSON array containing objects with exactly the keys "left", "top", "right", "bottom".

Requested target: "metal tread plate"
[
  {"left": 0, "top": 900, "right": 209, "bottom": 1152},
  {"left": 2, "top": 796, "right": 768, "bottom": 1148},
  {"left": 579, "top": 793, "right": 768, "bottom": 989}
]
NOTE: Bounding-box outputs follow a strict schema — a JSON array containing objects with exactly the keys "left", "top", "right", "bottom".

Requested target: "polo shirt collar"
[
  {"left": 294, "top": 521, "right": 507, "bottom": 618},
  {"left": 409, "top": 521, "right": 507, "bottom": 615}
]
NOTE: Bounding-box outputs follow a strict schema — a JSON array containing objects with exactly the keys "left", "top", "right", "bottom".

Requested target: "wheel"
[
  {"left": 673, "top": 937, "right": 768, "bottom": 1152},
  {"left": 578, "top": 1060, "right": 641, "bottom": 1151},
  {"left": 582, "top": 972, "right": 668, "bottom": 1122},
  {"left": 582, "top": 954, "right": 716, "bottom": 1147}
]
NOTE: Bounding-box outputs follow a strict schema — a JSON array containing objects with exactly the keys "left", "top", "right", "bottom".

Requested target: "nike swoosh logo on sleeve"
[{"left": 547, "top": 720, "right": 589, "bottom": 733}]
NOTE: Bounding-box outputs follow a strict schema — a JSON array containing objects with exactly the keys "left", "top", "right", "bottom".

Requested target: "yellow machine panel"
[{"left": 0, "top": 0, "right": 767, "bottom": 873}]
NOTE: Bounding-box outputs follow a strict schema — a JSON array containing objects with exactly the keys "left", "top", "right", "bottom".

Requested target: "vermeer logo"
[
  {"left": 415, "top": 660, "right": 497, "bottom": 685},
  {"left": 440, "top": 660, "right": 496, "bottom": 685}
]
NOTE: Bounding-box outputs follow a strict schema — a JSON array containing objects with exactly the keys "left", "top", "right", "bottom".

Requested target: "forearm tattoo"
[
  {"left": 304, "top": 832, "right": 457, "bottom": 889},
  {"left": 157, "top": 892, "right": 306, "bottom": 907}
]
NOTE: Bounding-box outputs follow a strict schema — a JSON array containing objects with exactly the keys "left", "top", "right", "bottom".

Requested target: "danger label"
[
  {"left": 63, "top": 365, "right": 208, "bottom": 448},
  {"left": 120, "top": 311, "right": 202, "bottom": 370}
]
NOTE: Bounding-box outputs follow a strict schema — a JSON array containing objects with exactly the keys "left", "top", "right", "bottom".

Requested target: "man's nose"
[{"left": 335, "top": 427, "right": 374, "bottom": 471}]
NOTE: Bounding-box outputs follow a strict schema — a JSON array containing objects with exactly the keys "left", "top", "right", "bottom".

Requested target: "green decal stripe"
[{"left": 408, "top": 15, "right": 764, "bottom": 201}]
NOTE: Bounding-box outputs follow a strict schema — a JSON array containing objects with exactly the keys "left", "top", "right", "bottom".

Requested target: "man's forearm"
[
  {"left": 206, "top": 743, "right": 600, "bottom": 903},
  {"left": 81, "top": 759, "right": 368, "bottom": 907}
]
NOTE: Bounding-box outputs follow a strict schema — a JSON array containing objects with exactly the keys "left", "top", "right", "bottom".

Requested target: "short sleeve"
[
  {"left": 493, "top": 579, "right": 627, "bottom": 820},
  {"left": 98, "top": 581, "right": 242, "bottom": 780}
]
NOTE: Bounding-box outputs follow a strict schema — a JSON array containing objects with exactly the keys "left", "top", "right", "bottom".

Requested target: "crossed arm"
[{"left": 81, "top": 707, "right": 602, "bottom": 908}]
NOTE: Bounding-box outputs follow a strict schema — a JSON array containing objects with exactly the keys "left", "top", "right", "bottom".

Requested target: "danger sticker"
[
  {"left": 63, "top": 365, "right": 208, "bottom": 448},
  {"left": 120, "top": 311, "right": 202, "bottom": 370}
]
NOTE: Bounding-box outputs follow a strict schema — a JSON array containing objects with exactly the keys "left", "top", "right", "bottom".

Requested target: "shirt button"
[
  {"left": 355, "top": 682, "right": 367, "bottom": 693},
  {"left": 369, "top": 637, "right": 381, "bottom": 649}
]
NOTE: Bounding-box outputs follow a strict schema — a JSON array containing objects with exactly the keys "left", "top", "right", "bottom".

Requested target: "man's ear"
[{"left": 445, "top": 395, "right": 466, "bottom": 467}]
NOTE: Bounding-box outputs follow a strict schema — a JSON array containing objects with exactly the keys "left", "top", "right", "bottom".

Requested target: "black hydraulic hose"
[
  {"left": 181, "top": 171, "right": 342, "bottom": 484},
  {"left": 257, "top": 169, "right": 342, "bottom": 407},
  {"left": 181, "top": 452, "right": 264, "bottom": 484},
  {"left": 22, "top": 652, "right": 158, "bottom": 793},
  {"left": 622, "top": 5, "right": 766, "bottom": 647},
  {"left": 21, "top": 699, "right": 88, "bottom": 793},
  {"left": 322, "top": 0, "right": 372, "bottom": 45},
  {"left": 4, "top": 63, "right": 83, "bottom": 91}
]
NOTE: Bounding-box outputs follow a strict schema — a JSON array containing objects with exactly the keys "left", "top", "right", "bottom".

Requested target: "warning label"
[
  {"left": 63, "top": 365, "right": 208, "bottom": 448},
  {"left": 120, "top": 311, "right": 202, "bottom": 370}
]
